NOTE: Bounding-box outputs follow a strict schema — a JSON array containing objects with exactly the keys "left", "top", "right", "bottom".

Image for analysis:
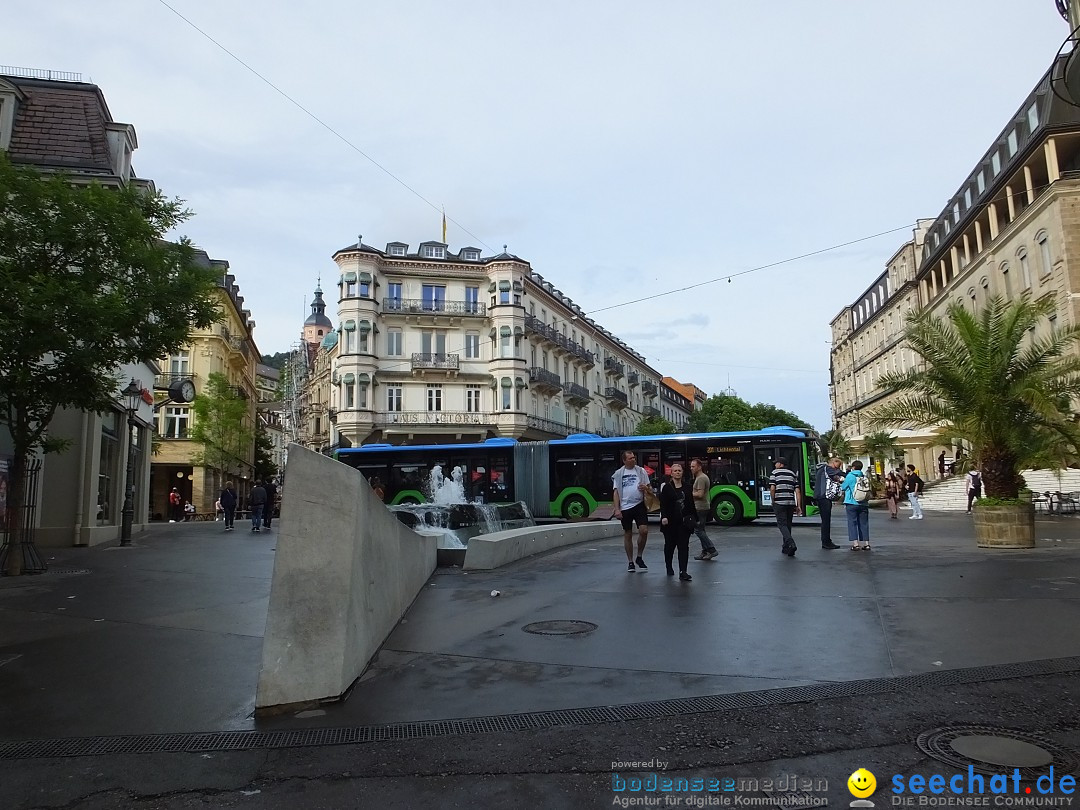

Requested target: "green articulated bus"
[{"left": 335, "top": 426, "right": 823, "bottom": 526}]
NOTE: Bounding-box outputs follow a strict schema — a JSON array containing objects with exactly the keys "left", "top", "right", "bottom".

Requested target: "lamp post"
[{"left": 119, "top": 378, "right": 141, "bottom": 546}]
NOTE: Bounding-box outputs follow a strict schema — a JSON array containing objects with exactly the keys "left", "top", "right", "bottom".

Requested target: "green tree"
[
  {"left": 190, "top": 373, "right": 253, "bottom": 479},
  {"left": 634, "top": 415, "right": 678, "bottom": 435},
  {"left": 0, "top": 156, "right": 220, "bottom": 574},
  {"left": 869, "top": 294, "right": 1080, "bottom": 499},
  {"left": 748, "top": 402, "right": 811, "bottom": 430},
  {"left": 861, "top": 429, "right": 903, "bottom": 471},
  {"left": 687, "top": 394, "right": 763, "bottom": 433},
  {"left": 821, "top": 429, "right": 852, "bottom": 461},
  {"left": 253, "top": 422, "right": 279, "bottom": 482}
]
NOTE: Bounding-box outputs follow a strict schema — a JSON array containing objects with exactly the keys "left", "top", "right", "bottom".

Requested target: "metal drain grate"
[
  {"left": 522, "top": 620, "right": 598, "bottom": 635},
  {"left": 3, "top": 655, "right": 1080, "bottom": 760},
  {"left": 917, "top": 726, "right": 1080, "bottom": 780}
]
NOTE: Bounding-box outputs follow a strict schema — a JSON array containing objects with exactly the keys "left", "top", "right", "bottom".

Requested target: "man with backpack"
[
  {"left": 966, "top": 467, "right": 982, "bottom": 514},
  {"left": 812, "top": 457, "right": 845, "bottom": 550}
]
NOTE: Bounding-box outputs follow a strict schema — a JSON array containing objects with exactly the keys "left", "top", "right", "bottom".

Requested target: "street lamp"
[{"left": 119, "top": 378, "right": 141, "bottom": 546}]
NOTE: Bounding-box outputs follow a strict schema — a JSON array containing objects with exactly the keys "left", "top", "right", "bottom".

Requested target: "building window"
[
  {"left": 342, "top": 329, "right": 356, "bottom": 353},
  {"left": 1019, "top": 248, "right": 1032, "bottom": 289},
  {"left": 1038, "top": 232, "right": 1052, "bottom": 276},
  {"left": 344, "top": 382, "right": 355, "bottom": 409},
  {"left": 465, "top": 332, "right": 480, "bottom": 359},
  {"left": 1007, "top": 129, "right": 1018, "bottom": 157},
  {"left": 168, "top": 353, "right": 190, "bottom": 376},
  {"left": 466, "top": 385, "right": 482, "bottom": 413},
  {"left": 389, "top": 244, "right": 406, "bottom": 257},
  {"left": 427, "top": 384, "right": 443, "bottom": 412},
  {"left": 952, "top": 202, "right": 960, "bottom": 223},
  {"left": 977, "top": 171, "right": 986, "bottom": 194},
  {"left": 359, "top": 279, "right": 370, "bottom": 297},
  {"left": 387, "top": 329, "right": 403, "bottom": 356},
  {"left": 1027, "top": 101, "right": 1039, "bottom": 133},
  {"left": 97, "top": 412, "right": 119, "bottom": 524},
  {"left": 963, "top": 188, "right": 972, "bottom": 209},
  {"left": 991, "top": 151, "right": 1002, "bottom": 176},
  {"left": 501, "top": 334, "right": 512, "bottom": 358},
  {"left": 421, "top": 330, "right": 447, "bottom": 356},
  {"left": 465, "top": 286, "right": 479, "bottom": 313},
  {"left": 421, "top": 245, "right": 445, "bottom": 259},
  {"left": 359, "top": 331, "right": 369, "bottom": 353},
  {"left": 500, "top": 289, "right": 510, "bottom": 305},
  {"left": 502, "top": 386, "right": 512, "bottom": 411},
  {"left": 387, "top": 385, "right": 403, "bottom": 412},
  {"left": 358, "top": 384, "right": 368, "bottom": 409},
  {"left": 422, "top": 284, "right": 446, "bottom": 312},
  {"left": 1001, "top": 262, "right": 1012, "bottom": 298},
  {"left": 345, "top": 280, "right": 357, "bottom": 297},
  {"left": 387, "top": 282, "right": 402, "bottom": 309},
  {"left": 162, "top": 406, "right": 189, "bottom": 438}
]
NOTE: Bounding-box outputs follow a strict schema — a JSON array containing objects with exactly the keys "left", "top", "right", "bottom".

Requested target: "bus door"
[{"left": 753, "top": 444, "right": 803, "bottom": 513}]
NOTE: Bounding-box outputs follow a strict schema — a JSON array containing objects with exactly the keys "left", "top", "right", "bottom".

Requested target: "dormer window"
[
  {"left": 387, "top": 243, "right": 408, "bottom": 257},
  {"left": 421, "top": 245, "right": 446, "bottom": 259}
]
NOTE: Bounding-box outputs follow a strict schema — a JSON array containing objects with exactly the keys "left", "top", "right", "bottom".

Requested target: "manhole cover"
[
  {"left": 522, "top": 620, "right": 597, "bottom": 636},
  {"left": 917, "top": 726, "right": 1080, "bottom": 780}
]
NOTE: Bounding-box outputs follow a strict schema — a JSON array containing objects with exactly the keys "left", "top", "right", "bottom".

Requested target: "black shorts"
[{"left": 620, "top": 502, "right": 649, "bottom": 531}]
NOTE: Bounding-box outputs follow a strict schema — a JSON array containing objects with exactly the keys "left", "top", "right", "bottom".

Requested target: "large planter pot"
[{"left": 972, "top": 502, "right": 1035, "bottom": 549}]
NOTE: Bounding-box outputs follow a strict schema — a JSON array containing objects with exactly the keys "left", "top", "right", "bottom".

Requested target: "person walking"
[
  {"left": 768, "top": 458, "right": 802, "bottom": 557},
  {"left": 262, "top": 479, "right": 278, "bottom": 530},
  {"left": 884, "top": 472, "right": 901, "bottom": 519},
  {"left": 659, "top": 463, "right": 695, "bottom": 581},
  {"left": 249, "top": 480, "right": 267, "bottom": 533},
  {"left": 812, "top": 457, "right": 845, "bottom": 549},
  {"left": 937, "top": 451, "right": 947, "bottom": 480},
  {"left": 842, "top": 460, "right": 871, "bottom": 550},
  {"left": 168, "top": 487, "right": 182, "bottom": 523},
  {"left": 219, "top": 481, "right": 237, "bottom": 532},
  {"left": 906, "top": 464, "right": 925, "bottom": 520},
  {"left": 689, "top": 458, "right": 718, "bottom": 561},
  {"left": 965, "top": 467, "right": 983, "bottom": 514},
  {"left": 612, "top": 450, "right": 654, "bottom": 572}
]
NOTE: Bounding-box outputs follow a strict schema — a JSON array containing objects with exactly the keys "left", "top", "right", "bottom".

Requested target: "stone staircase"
[{"left": 912, "top": 469, "right": 1080, "bottom": 512}]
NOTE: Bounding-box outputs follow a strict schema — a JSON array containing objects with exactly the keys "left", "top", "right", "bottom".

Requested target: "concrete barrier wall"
[
  {"left": 256, "top": 445, "right": 437, "bottom": 712},
  {"left": 464, "top": 521, "right": 624, "bottom": 570}
]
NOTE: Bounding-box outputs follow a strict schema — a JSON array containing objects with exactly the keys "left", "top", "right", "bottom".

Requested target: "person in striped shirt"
[{"left": 768, "top": 459, "right": 803, "bottom": 557}]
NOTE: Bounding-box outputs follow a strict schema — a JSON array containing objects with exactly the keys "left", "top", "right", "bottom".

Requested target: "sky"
[{"left": 5, "top": 1, "right": 1074, "bottom": 430}]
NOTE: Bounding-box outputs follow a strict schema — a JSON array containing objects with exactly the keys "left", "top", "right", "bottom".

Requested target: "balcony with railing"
[
  {"left": 383, "top": 298, "right": 486, "bottom": 317},
  {"left": 627, "top": 371, "right": 639, "bottom": 387},
  {"left": 524, "top": 314, "right": 595, "bottom": 365},
  {"left": 604, "top": 357, "right": 625, "bottom": 378},
  {"left": 642, "top": 405, "right": 662, "bottom": 419},
  {"left": 562, "top": 381, "right": 591, "bottom": 405},
  {"left": 641, "top": 380, "right": 659, "bottom": 397},
  {"left": 529, "top": 366, "right": 562, "bottom": 394},
  {"left": 527, "top": 415, "right": 572, "bottom": 437},
  {"left": 411, "top": 353, "right": 460, "bottom": 372},
  {"left": 154, "top": 372, "right": 197, "bottom": 390},
  {"left": 604, "top": 386, "right": 629, "bottom": 408}
]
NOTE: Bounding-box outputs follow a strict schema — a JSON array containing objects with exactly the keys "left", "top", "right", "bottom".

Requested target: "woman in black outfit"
[{"left": 659, "top": 462, "right": 696, "bottom": 581}]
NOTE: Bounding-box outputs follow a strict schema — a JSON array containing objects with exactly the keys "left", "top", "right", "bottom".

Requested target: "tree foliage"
[
  {"left": 820, "top": 429, "right": 852, "bottom": 461},
  {"left": 634, "top": 415, "right": 678, "bottom": 436},
  {"left": 189, "top": 373, "right": 253, "bottom": 477},
  {"left": 868, "top": 294, "right": 1080, "bottom": 499},
  {"left": 253, "top": 422, "right": 279, "bottom": 482},
  {"left": 861, "top": 430, "right": 903, "bottom": 468},
  {"left": 687, "top": 393, "right": 812, "bottom": 434},
  {"left": 0, "top": 156, "right": 221, "bottom": 573}
]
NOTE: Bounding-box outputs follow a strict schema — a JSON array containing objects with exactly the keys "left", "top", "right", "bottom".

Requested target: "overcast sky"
[{"left": 7, "top": 2, "right": 1074, "bottom": 429}]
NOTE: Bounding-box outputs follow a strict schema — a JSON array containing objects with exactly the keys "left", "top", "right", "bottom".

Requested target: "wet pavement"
[{"left": 2, "top": 508, "right": 1080, "bottom": 808}]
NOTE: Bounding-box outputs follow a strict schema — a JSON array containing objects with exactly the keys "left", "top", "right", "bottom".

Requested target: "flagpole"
[{"left": 441, "top": 206, "right": 447, "bottom": 244}]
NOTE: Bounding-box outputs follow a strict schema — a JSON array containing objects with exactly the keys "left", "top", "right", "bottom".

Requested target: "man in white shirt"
[{"left": 612, "top": 450, "right": 654, "bottom": 573}]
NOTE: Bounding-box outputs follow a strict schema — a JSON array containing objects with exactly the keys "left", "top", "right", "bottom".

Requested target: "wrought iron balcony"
[
  {"left": 627, "top": 371, "right": 640, "bottom": 387},
  {"left": 642, "top": 381, "right": 659, "bottom": 397},
  {"left": 529, "top": 366, "right": 562, "bottom": 393},
  {"left": 604, "top": 358, "right": 625, "bottom": 377},
  {"left": 411, "top": 352, "right": 460, "bottom": 371},
  {"left": 643, "top": 405, "right": 662, "bottom": 419},
  {"left": 384, "top": 298, "right": 485, "bottom": 316},
  {"left": 525, "top": 314, "right": 595, "bottom": 365},
  {"left": 154, "top": 372, "right": 196, "bottom": 389},
  {"left": 562, "top": 381, "right": 591, "bottom": 404},
  {"left": 527, "top": 415, "right": 571, "bottom": 437},
  {"left": 604, "top": 386, "right": 629, "bottom": 407}
]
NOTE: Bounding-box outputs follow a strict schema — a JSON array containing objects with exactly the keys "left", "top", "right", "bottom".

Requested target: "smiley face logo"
[
  {"left": 846, "top": 773, "right": 872, "bottom": 799},
  {"left": 848, "top": 769, "right": 876, "bottom": 798}
]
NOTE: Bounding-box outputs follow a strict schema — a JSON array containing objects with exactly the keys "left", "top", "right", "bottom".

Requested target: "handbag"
[{"left": 681, "top": 513, "right": 697, "bottom": 530}]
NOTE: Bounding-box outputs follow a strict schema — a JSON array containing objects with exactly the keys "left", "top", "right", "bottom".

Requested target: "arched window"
[
  {"left": 1018, "top": 248, "right": 1032, "bottom": 289},
  {"left": 1037, "top": 231, "right": 1052, "bottom": 277},
  {"left": 1000, "top": 262, "right": 1012, "bottom": 298}
]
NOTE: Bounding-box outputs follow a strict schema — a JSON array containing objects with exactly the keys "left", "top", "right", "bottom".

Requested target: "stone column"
[
  {"left": 1045, "top": 138, "right": 1061, "bottom": 183},
  {"left": 1024, "top": 165, "right": 1036, "bottom": 204}
]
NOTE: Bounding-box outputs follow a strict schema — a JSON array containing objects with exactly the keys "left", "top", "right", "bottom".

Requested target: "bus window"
[
  {"left": 596, "top": 451, "right": 618, "bottom": 501},
  {"left": 391, "top": 463, "right": 425, "bottom": 498},
  {"left": 638, "top": 448, "right": 661, "bottom": 487},
  {"left": 554, "top": 455, "right": 591, "bottom": 492},
  {"left": 488, "top": 456, "right": 512, "bottom": 502},
  {"left": 661, "top": 450, "right": 686, "bottom": 479}
]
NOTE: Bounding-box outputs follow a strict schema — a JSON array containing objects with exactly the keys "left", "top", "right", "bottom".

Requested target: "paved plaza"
[{"left": 2, "top": 508, "right": 1080, "bottom": 808}]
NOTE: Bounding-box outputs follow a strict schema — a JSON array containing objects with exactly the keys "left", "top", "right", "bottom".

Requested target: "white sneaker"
[
  {"left": 914, "top": 515, "right": 924, "bottom": 520},
  {"left": 169, "top": 520, "right": 176, "bottom": 523},
  {"left": 909, "top": 516, "right": 916, "bottom": 519}
]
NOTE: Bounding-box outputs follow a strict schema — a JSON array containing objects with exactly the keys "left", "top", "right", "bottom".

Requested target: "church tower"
[{"left": 303, "top": 283, "right": 333, "bottom": 344}]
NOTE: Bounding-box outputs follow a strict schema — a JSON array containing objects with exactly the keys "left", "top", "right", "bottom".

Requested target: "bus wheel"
[
  {"left": 561, "top": 495, "right": 590, "bottom": 520},
  {"left": 712, "top": 494, "right": 742, "bottom": 527}
]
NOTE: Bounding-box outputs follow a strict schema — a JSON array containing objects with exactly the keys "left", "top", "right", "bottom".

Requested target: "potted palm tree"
[{"left": 868, "top": 294, "right": 1080, "bottom": 548}]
